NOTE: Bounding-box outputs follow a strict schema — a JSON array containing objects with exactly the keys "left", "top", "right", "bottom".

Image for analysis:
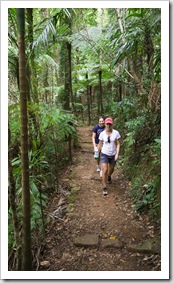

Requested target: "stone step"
[
  {"left": 74, "top": 233, "right": 123, "bottom": 249},
  {"left": 74, "top": 234, "right": 99, "bottom": 248},
  {"left": 73, "top": 234, "right": 161, "bottom": 254},
  {"left": 127, "top": 238, "right": 161, "bottom": 254}
]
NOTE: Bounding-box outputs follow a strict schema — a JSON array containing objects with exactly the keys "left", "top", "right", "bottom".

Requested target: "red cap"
[{"left": 105, "top": 117, "right": 113, "bottom": 124}]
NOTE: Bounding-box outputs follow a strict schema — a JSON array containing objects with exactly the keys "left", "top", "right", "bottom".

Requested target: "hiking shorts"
[{"left": 100, "top": 153, "right": 116, "bottom": 165}]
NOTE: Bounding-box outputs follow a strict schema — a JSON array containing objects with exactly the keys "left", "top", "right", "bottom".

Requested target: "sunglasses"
[{"left": 108, "top": 136, "right": 110, "bottom": 143}]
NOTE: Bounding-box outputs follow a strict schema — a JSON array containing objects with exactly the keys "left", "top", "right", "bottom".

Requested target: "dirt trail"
[{"left": 39, "top": 126, "right": 161, "bottom": 272}]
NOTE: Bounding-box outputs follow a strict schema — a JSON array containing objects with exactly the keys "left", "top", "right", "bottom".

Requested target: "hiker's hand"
[{"left": 115, "top": 154, "right": 119, "bottom": 161}]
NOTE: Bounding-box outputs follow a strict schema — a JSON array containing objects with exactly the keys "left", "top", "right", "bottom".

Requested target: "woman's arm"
[
  {"left": 92, "top": 132, "right": 97, "bottom": 151},
  {"left": 115, "top": 139, "right": 120, "bottom": 161},
  {"left": 97, "top": 140, "right": 103, "bottom": 152}
]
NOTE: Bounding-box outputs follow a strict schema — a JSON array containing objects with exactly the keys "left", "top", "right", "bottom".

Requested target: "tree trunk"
[
  {"left": 43, "top": 66, "right": 49, "bottom": 103},
  {"left": 8, "top": 122, "right": 22, "bottom": 270},
  {"left": 16, "top": 8, "right": 32, "bottom": 271},
  {"left": 67, "top": 41, "right": 75, "bottom": 113},
  {"left": 117, "top": 82, "right": 122, "bottom": 101},
  {"left": 86, "top": 73, "right": 91, "bottom": 125},
  {"left": 26, "top": 8, "right": 39, "bottom": 103},
  {"left": 65, "top": 41, "right": 72, "bottom": 158},
  {"left": 26, "top": 8, "right": 42, "bottom": 150},
  {"left": 144, "top": 24, "right": 154, "bottom": 71},
  {"left": 87, "top": 85, "right": 91, "bottom": 125},
  {"left": 80, "top": 95, "right": 84, "bottom": 123},
  {"left": 64, "top": 43, "right": 70, "bottom": 110},
  {"left": 98, "top": 70, "right": 103, "bottom": 115},
  {"left": 98, "top": 8, "right": 104, "bottom": 115},
  {"left": 89, "top": 86, "right": 93, "bottom": 121}
]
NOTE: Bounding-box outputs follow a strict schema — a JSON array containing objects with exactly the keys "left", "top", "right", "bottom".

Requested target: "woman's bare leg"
[
  {"left": 108, "top": 163, "right": 114, "bottom": 177},
  {"left": 101, "top": 163, "right": 108, "bottom": 188}
]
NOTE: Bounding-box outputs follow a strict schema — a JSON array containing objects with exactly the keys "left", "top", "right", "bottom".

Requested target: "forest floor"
[{"left": 38, "top": 126, "right": 161, "bottom": 275}]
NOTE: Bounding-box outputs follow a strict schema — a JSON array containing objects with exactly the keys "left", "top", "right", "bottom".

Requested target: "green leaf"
[
  {"left": 30, "top": 181, "right": 39, "bottom": 195},
  {"left": 12, "top": 157, "right": 21, "bottom": 166}
]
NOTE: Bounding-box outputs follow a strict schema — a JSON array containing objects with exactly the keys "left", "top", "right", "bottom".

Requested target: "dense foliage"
[{"left": 8, "top": 7, "right": 161, "bottom": 270}]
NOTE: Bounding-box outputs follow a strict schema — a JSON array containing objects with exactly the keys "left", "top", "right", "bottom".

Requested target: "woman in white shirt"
[{"left": 98, "top": 117, "right": 121, "bottom": 196}]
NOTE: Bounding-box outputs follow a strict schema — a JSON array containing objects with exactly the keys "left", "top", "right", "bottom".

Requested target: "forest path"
[{"left": 39, "top": 126, "right": 161, "bottom": 273}]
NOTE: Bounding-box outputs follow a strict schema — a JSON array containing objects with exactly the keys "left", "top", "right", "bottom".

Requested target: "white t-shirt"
[{"left": 99, "top": 129, "right": 121, "bottom": 156}]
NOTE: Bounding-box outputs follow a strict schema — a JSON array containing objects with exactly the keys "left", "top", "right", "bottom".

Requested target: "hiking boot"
[
  {"left": 100, "top": 170, "right": 102, "bottom": 178},
  {"left": 96, "top": 165, "right": 101, "bottom": 172},
  {"left": 103, "top": 188, "right": 108, "bottom": 196},
  {"left": 108, "top": 176, "right": 112, "bottom": 184}
]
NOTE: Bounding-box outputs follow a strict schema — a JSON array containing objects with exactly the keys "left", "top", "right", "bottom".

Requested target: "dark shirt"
[{"left": 92, "top": 124, "right": 105, "bottom": 145}]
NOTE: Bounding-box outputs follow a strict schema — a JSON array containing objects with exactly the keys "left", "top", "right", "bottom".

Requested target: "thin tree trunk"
[
  {"left": 52, "top": 67, "right": 54, "bottom": 103},
  {"left": 98, "top": 8, "right": 103, "bottom": 115},
  {"left": 43, "top": 66, "right": 49, "bottom": 103},
  {"left": 144, "top": 24, "right": 154, "bottom": 71},
  {"left": 118, "top": 83, "right": 122, "bottom": 101},
  {"left": 68, "top": 133, "right": 72, "bottom": 161},
  {"left": 89, "top": 86, "right": 93, "bottom": 121},
  {"left": 26, "top": 8, "right": 39, "bottom": 103},
  {"left": 64, "top": 43, "right": 70, "bottom": 110},
  {"left": 26, "top": 8, "right": 41, "bottom": 150},
  {"left": 86, "top": 73, "right": 91, "bottom": 125},
  {"left": 87, "top": 85, "right": 91, "bottom": 125},
  {"left": 80, "top": 96, "right": 84, "bottom": 123},
  {"left": 98, "top": 70, "right": 103, "bottom": 115},
  {"left": 67, "top": 41, "right": 75, "bottom": 113},
  {"left": 8, "top": 122, "right": 22, "bottom": 270},
  {"left": 16, "top": 8, "right": 32, "bottom": 271},
  {"left": 64, "top": 42, "right": 72, "bottom": 158}
]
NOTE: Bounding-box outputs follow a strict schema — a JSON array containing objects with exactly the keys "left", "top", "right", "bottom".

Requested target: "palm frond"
[
  {"left": 32, "top": 19, "right": 56, "bottom": 49},
  {"left": 39, "top": 54, "right": 59, "bottom": 69}
]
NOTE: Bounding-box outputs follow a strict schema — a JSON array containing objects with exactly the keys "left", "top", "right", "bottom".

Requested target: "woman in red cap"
[{"left": 97, "top": 117, "right": 121, "bottom": 195}]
